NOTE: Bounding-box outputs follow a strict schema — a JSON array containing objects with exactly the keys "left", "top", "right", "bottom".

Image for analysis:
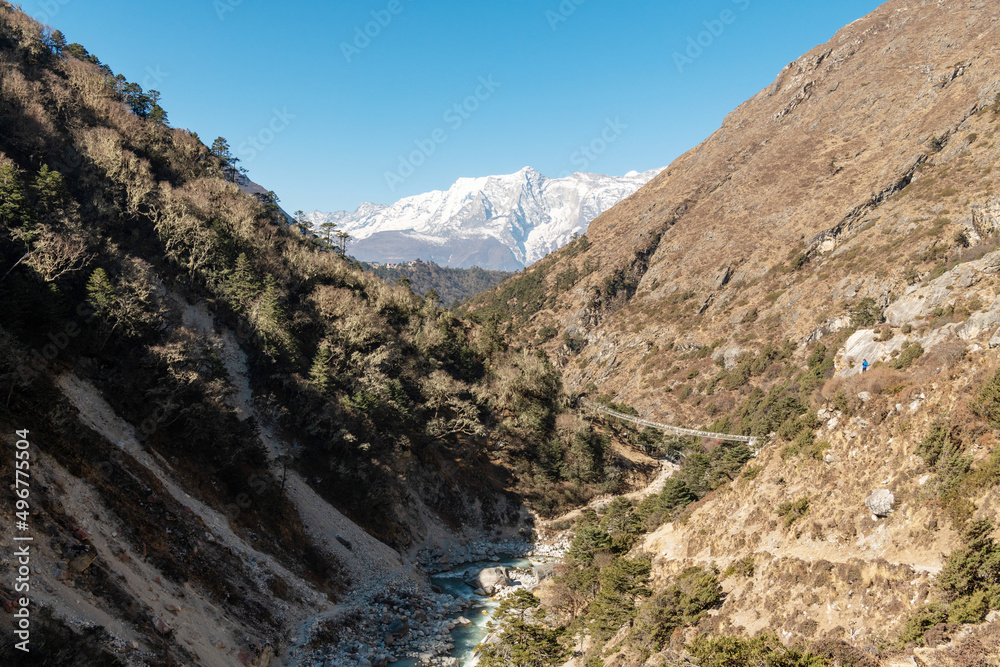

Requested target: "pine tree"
[
  {"left": 335, "top": 229, "right": 351, "bottom": 255},
  {"left": 211, "top": 137, "right": 242, "bottom": 181},
  {"left": 148, "top": 90, "right": 168, "bottom": 126},
  {"left": 32, "top": 164, "right": 69, "bottom": 225},
  {"left": 0, "top": 163, "right": 32, "bottom": 235},
  {"left": 85, "top": 268, "right": 117, "bottom": 315},
  {"left": 227, "top": 253, "right": 261, "bottom": 308},
  {"left": 253, "top": 275, "right": 294, "bottom": 360},
  {"left": 47, "top": 29, "right": 66, "bottom": 55},
  {"left": 566, "top": 525, "right": 612, "bottom": 566},
  {"left": 478, "top": 590, "right": 565, "bottom": 667},
  {"left": 319, "top": 220, "right": 336, "bottom": 247},
  {"left": 121, "top": 82, "right": 152, "bottom": 117},
  {"left": 64, "top": 43, "right": 100, "bottom": 65},
  {"left": 309, "top": 342, "right": 333, "bottom": 392}
]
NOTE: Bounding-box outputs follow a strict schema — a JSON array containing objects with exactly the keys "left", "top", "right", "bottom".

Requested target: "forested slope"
[{"left": 0, "top": 4, "right": 652, "bottom": 663}]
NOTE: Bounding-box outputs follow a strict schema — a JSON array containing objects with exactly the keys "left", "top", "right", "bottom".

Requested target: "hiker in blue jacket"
[{"left": 862, "top": 359, "right": 869, "bottom": 373}]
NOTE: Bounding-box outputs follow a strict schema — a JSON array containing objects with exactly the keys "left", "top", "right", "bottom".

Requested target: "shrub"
[
  {"left": 723, "top": 556, "right": 755, "bottom": 579},
  {"left": 562, "top": 331, "right": 586, "bottom": 354},
  {"left": 776, "top": 497, "right": 810, "bottom": 527},
  {"left": 890, "top": 341, "right": 924, "bottom": 369},
  {"left": 851, "top": 297, "right": 883, "bottom": 327},
  {"left": 629, "top": 567, "right": 722, "bottom": 653},
  {"left": 688, "top": 634, "right": 827, "bottom": 666},
  {"left": 947, "top": 589, "right": 989, "bottom": 624},
  {"left": 537, "top": 325, "right": 558, "bottom": 341},
  {"left": 917, "top": 421, "right": 950, "bottom": 466},
  {"left": 900, "top": 604, "right": 948, "bottom": 646},
  {"left": 937, "top": 518, "right": 1000, "bottom": 601},
  {"left": 971, "top": 369, "right": 1000, "bottom": 428}
]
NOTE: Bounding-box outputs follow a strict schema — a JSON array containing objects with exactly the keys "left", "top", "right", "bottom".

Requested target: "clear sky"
[{"left": 36, "top": 0, "right": 885, "bottom": 213}]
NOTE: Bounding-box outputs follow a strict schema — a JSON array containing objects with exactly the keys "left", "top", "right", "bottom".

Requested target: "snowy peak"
[{"left": 306, "top": 167, "right": 662, "bottom": 271}]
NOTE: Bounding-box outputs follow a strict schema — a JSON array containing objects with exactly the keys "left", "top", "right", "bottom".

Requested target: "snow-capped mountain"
[{"left": 305, "top": 167, "right": 663, "bottom": 271}]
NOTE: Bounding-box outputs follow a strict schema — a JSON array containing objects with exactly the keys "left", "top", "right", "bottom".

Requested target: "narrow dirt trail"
[{"left": 541, "top": 457, "right": 679, "bottom": 529}]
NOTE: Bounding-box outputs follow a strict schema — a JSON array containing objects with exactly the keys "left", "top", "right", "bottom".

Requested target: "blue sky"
[{"left": 37, "top": 0, "right": 884, "bottom": 213}]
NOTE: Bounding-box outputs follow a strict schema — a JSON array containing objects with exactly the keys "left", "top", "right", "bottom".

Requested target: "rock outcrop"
[
  {"left": 465, "top": 566, "right": 511, "bottom": 596},
  {"left": 866, "top": 489, "right": 895, "bottom": 517}
]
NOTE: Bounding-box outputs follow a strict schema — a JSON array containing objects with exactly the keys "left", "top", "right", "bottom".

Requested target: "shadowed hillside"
[{"left": 0, "top": 4, "right": 659, "bottom": 663}]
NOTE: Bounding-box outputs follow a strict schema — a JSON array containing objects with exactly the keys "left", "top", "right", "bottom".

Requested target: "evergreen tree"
[
  {"left": 309, "top": 341, "right": 333, "bottom": 392},
  {"left": 566, "top": 525, "right": 613, "bottom": 566},
  {"left": 937, "top": 518, "right": 1000, "bottom": 600},
  {"left": 478, "top": 591, "right": 565, "bottom": 667},
  {"left": 658, "top": 478, "right": 696, "bottom": 513},
  {"left": 335, "top": 229, "right": 351, "bottom": 255},
  {"left": 253, "top": 275, "right": 294, "bottom": 360},
  {"left": 0, "top": 163, "right": 32, "bottom": 235},
  {"left": 147, "top": 90, "right": 168, "bottom": 126},
  {"left": 121, "top": 81, "right": 152, "bottom": 117},
  {"left": 46, "top": 29, "right": 66, "bottom": 55},
  {"left": 85, "top": 268, "right": 116, "bottom": 315},
  {"left": 226, "top": 253, "right": 261, "bottom": 308},
  {"left": 588, "top": 557, "right": 652, "bottom": 635},
  {"left": 32, "top": 164, "right": 70, "bottom": 225},
  {"left": 211, "top": 137, "right": 242, "bottom": 181},
  {"left": 63, "top": 43, "right": 94, "bottom": 63},
  {"left": 319, "top": 220, "right": 336, "bottom": 247}
]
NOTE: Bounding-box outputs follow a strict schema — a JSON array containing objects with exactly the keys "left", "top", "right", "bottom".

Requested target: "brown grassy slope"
[
  {"left": 472, "top": 0, "right": 1000, "bottom": 415},
  {"left": 590, "top": 311, "right": 1000, "bottom": 664},
  {"left": 479, "top": 1, "right": 1000, "bottom": 659}
]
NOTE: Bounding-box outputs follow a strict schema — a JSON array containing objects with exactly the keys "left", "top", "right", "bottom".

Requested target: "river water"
[{"left": 394, "top": 556, "right": 534, "bottom": 667}]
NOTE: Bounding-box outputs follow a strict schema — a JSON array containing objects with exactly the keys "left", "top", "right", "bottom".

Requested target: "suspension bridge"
[{"left": 578, "top": 397, "right": 760, "bottom": 452}]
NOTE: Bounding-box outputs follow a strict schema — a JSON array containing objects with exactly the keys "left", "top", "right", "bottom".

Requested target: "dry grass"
[{"left": 844, "top": 366, "right": 908, "bottom": 397}]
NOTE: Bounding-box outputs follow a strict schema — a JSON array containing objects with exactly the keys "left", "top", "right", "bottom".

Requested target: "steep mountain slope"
[
  {"left": 473, "top": 0, "right": 1000, "bottom": 407},
  {"left": 0, "top": 6, "right": 661, "bottom": 665},
  {"left": 307, "top": 167, "right": 662, "bottom": 271},
  {"left": 469, "top": 0, "right": 1000, "bottom": 662}
]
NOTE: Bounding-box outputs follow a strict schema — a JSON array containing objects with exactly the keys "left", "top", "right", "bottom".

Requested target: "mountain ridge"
[{"left": 306, "top": 166, "right": 662, "bottom": 271}]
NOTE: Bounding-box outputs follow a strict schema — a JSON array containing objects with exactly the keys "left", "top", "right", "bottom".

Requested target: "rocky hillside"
[
  {"left": 471, "top": 0, "right": 1000, "bottom": 432},
  {"left": 468, "top": 0, "right": 1000, "bottom": 663}
]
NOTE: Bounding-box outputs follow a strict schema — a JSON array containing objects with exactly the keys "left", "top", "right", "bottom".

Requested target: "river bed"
[{"left": 394, "top": 556, "right": 535, "bottom": 667}]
